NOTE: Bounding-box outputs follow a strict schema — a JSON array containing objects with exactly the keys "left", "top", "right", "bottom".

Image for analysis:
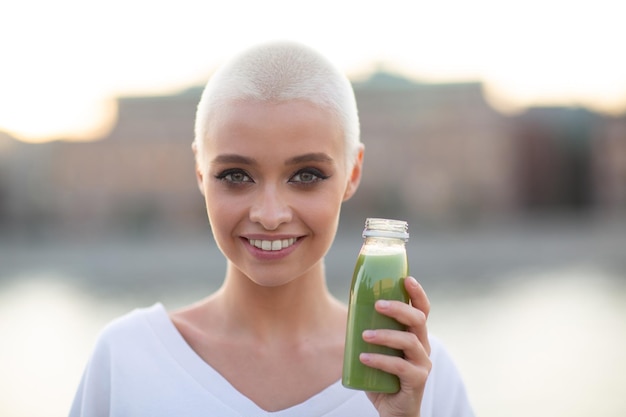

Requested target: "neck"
[{"left": 214, "top": 261, "right": 344, "bottom": 342}]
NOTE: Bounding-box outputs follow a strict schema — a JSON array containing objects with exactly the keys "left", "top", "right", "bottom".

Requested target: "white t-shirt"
[{"left": 69, "top": 304, "right": 474, "bottom": 417}]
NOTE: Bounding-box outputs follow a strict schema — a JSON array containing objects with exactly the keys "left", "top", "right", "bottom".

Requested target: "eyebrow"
[
  {"left": 211, "top": 154, "right": 255, "bottom": 165},
  {"left": 211, "top": 152, "right": 334, "bottom": 166},
  {"left": 286, "top": 152, "right": 334, "bottom": 165}
]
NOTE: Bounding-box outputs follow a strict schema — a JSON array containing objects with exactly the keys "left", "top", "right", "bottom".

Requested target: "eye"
[
  {"left": 215, "top": 168, "right": 254, "bottom": 185},
  {"left": 289, "top": 168, "right": 329, "bottom": 185}
]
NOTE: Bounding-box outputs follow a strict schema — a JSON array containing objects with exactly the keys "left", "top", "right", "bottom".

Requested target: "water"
[
  {"left": 1, "top": 220, "right": 625, "bottom": 417},
  {"left": 430, "top": 267, "right": 626, "bottom": 416}
]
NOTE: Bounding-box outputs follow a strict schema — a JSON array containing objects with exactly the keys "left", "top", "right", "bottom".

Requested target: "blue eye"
[
  {"left": 290, "top": 168, "right": 329, "bottom": 185},
  {"left": 215, "top": 169, "right": 253, "bottom": 184}
]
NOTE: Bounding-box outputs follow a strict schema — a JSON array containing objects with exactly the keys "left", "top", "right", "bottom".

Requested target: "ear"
[
  {"left": 192, "top": 142, "right": 205, "bottom": 196},
  {"left": 343, "top": 144, "right": 364, "bottom": 202}
]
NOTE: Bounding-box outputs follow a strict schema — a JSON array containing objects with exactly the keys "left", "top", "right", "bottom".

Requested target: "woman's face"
[{"left": 195, "top": 100, "right": 362, "bottom": 287}]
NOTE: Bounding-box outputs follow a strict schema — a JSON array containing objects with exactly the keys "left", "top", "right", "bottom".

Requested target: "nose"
[{"left": 249, "top": 185, "right": 292, "bottom": 230}]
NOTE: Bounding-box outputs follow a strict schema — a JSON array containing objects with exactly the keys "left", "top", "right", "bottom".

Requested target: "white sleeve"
[
  {"left": 421, "top": 335, "right": 475, "bottom": 417},
  {"left": 68, "top": 331, "right": 113, "bottom": 417}
]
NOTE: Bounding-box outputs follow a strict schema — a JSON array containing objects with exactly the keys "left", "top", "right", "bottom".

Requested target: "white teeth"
[{"left": 249, "top": 238, "right": 296, "bottom": 251}]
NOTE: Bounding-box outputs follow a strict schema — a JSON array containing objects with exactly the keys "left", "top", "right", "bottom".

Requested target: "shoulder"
[
  {"left": 90, "top": 303, "right": 167, "bottom": 356},
  {"left": 428, "top": 334, "right": 459, "bottom": 369},
  {"left": 427, "top": 334, "right": 468, "bottom": 384},
  {"left": 101, "top": 303, "right": 163, "bottom": 334},
  {"left": 73, "top": 304, "right": 171, "bottom": 392},
  {"left": 69, "top": 303, "right": 188, "bottom": 417},
  {"left": 422, "top": 334, "right": 475, "bottom": 417}
]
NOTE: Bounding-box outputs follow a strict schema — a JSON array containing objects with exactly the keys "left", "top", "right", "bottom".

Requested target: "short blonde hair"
[{"left": 193, "top": 41, "right": 361, "bottom": 167}]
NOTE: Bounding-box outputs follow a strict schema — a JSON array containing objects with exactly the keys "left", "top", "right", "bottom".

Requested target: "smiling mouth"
[{"left": 248, "top": 238, "right": 297, "bottom": 251}]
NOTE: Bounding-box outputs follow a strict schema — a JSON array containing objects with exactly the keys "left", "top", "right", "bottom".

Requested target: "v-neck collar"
[{"left": 143, "top": 303, "right": 362, "bottom": 417}]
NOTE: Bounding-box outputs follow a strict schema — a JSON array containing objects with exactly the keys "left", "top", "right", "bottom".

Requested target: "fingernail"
[
  {"left": 359, "top": 353, "right": 372, "bottom": 363},
  {"left": 376, "top": 300, "right": 390, "bottom": 309},
  {"left": 408, "top": 276, "right": 419, "bottom": 287},
  {"left": 363, "top": 330, "right": 376, "bottom": 340}
]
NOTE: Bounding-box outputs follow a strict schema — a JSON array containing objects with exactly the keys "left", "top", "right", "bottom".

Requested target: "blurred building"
[
  {"left": 0, "top": 71, "right": 624, "bottom": 238},
  {"left": 592, "top": 114, "right": 626, "bottom": 216},
  {"left": 45, "top": 91, "right": 203, "bottom": 235},
  {"left": 0, "top": 90, "right": 204, "bottom": 237},
  {"left": 351, "top": 73, "right": 516, "bottom": 224},
  {"left": 511, "top": 107, "right": 596, "bottom": 212}
]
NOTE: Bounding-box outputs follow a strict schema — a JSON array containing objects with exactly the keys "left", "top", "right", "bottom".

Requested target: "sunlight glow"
[{"left": 0, "top": 93, "right": 118, "bottom": 143}]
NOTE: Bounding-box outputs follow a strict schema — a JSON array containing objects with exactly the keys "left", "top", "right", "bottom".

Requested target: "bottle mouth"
[{"left": 362, "top": 218, "right": 409, "bottom": 241}]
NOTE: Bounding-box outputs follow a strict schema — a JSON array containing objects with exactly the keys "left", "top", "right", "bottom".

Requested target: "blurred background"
[{"left": 1, "top": 1, "right": 625, "bottom": 416}]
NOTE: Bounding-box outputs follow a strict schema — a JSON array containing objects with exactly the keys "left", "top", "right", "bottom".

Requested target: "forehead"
[{"left": 204, "top": 100, "right": 345, "bottom": 158}]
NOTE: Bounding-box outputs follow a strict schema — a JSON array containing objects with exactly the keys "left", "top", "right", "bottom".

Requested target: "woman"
[{"left": 70, "top": 41, "right": 474, "bottom": 417}]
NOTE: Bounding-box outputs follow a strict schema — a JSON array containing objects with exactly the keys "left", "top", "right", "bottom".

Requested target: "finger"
[
  {"left": 363, "top": 328, "right": 429, "bottom": 364},
  {"left": 374, "top": 299, "right": 431, "bottom": 355},
  {"left": 405, "top": 276, "right": 430, "bottom": 319},
  {"left": 360, "top": 351, "right": 431, "bottom": 389}
]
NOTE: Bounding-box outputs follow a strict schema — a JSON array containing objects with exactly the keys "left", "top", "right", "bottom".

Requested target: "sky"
[{"left": 1, "top": 0, "right": 625, "bottom": 143}]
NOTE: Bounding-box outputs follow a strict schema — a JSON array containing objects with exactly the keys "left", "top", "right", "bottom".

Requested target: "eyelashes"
[
  {"left": 289, "top": 167, "right": 330, "bottom": 185},
  {"left": 214, "top": 167, "right": 330, "bottom": 187},
  {"left": 214, "top": 168, "right": 253, "bottom": 184}
]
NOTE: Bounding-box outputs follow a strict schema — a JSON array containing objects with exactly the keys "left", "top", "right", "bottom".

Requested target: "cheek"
[
  {"left": 204, "top": 191, "right": 242, "bottom": 236},
  {"left": 296, "top": 190, "right": 343, "bottom": 227},
  {"left": 205, "top": 206, "right": 243, "bottom": 259}
]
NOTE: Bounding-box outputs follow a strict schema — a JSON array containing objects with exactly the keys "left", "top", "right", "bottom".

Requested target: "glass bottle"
[{"left": 342, "top": 218, "right": 410, "bottom": 393}]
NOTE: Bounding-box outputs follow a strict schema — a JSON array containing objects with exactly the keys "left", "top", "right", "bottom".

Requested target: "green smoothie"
[{"left": 342, "top": 250, "right": 409, "bottom": 393}]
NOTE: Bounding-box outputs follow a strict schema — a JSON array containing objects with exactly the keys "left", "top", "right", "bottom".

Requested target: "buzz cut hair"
[{"left": 193, "top": 41, "right": 361, "bottom": 167}]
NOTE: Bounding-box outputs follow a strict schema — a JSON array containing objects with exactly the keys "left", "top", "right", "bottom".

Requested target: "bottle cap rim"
[{"left": 362, "top": 217, "right": 409, "bottom": 240}]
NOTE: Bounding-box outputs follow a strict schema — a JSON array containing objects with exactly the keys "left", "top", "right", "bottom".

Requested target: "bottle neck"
[{"left": 363, "top": 236, "right": 407, "bottom": 247}]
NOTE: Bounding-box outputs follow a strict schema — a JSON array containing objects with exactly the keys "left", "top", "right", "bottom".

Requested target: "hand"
[{"left": 361, "top": 276, "right": 432, "bottom": 417}]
